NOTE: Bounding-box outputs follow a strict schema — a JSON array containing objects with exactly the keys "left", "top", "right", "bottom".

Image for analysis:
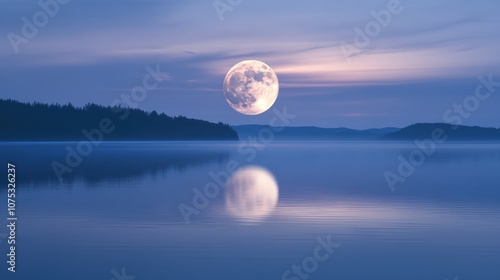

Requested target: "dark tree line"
[
  {"left": 385, "top": 123, "right": 500, "bottom": 140},
  {"left": 0, "top": 99, "right": 239, "bottom": 141}
]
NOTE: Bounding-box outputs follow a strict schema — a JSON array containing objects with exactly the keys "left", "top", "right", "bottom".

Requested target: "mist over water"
[{"left": 1, "top": 142, "right": 500, "bottom": 280}]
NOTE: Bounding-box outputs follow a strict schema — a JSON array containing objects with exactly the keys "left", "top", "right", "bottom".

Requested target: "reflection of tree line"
[
  {"left": 0, "top": 144, "right": 231, "bottom": 184},
  {"left": 0, "top": 99, "right": 239, "bottom": 141}
]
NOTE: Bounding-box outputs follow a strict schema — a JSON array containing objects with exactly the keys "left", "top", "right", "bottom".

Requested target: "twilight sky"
[{"left": 1, "top": 0, "right": 499, "bottom": 129}]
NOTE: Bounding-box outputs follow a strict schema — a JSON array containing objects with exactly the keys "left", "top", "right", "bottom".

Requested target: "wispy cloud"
[{"left": 1, "top": 0, "right": 499, "bottom": 128}]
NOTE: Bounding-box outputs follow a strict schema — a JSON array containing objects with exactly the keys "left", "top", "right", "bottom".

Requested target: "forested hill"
[
  {"left": 384, "top": 123, "right": 500, "bottom": 140},
  {"left": 0, "top": 99, "right": 239, "bottom": 141}
]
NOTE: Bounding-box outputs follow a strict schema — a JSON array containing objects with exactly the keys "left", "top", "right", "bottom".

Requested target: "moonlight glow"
[
  {"left": 225, "top": 166, "right": 279, "bottom": 223},
  {"left": 223, "top": 60, "right": 279, "bottom": 115}
]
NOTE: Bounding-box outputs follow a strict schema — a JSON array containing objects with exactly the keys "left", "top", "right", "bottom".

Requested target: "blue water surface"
[{"left": 0, "top": 141, "right": 499, "bottom": 280}]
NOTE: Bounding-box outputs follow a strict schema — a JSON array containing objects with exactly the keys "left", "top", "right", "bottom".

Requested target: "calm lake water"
[{"left": 1, "top": 142, "right": 500, "bottom": 280}]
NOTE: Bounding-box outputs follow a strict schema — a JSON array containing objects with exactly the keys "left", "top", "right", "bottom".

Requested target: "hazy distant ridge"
[
  {"left": 384, "top": 123, "right": 500, "bottom": 140},
  {"left": 233, "top": 123, "right": 500, "bottom": 141},
  {"left": 232, "top": 125, "right": 399, "bottom": 140},
  {"left": 1, "top": 99, "right": 498, "bottom": 142}
]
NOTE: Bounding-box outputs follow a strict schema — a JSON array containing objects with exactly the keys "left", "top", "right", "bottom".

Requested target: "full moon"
[
  {"left": 225, "top": 166, "right": 279, "bottom": 223},
  {"left": 223, "top": 60, "right": 279, "bottom": 115}
]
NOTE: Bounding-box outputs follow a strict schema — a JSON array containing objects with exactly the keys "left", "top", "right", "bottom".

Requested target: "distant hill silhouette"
[
  {"left": 1, "top": 99, "right": 498, "bottom": 142},
  {"left": 384, "top": 123, "right": 500, "bottom": 141},
  {"left": 232, "top": 125, "right": 399, "bottom": 140},
  {"left": 0, "top": 99, "right": 238, "bottom": 141},
  {"left": 233, "top": 123, "right": 500, "bottom": 141}
]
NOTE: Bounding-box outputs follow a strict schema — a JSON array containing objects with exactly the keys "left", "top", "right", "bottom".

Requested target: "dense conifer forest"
[{"left": 0, "top": 99, "right": 239, "bottom": 141}]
